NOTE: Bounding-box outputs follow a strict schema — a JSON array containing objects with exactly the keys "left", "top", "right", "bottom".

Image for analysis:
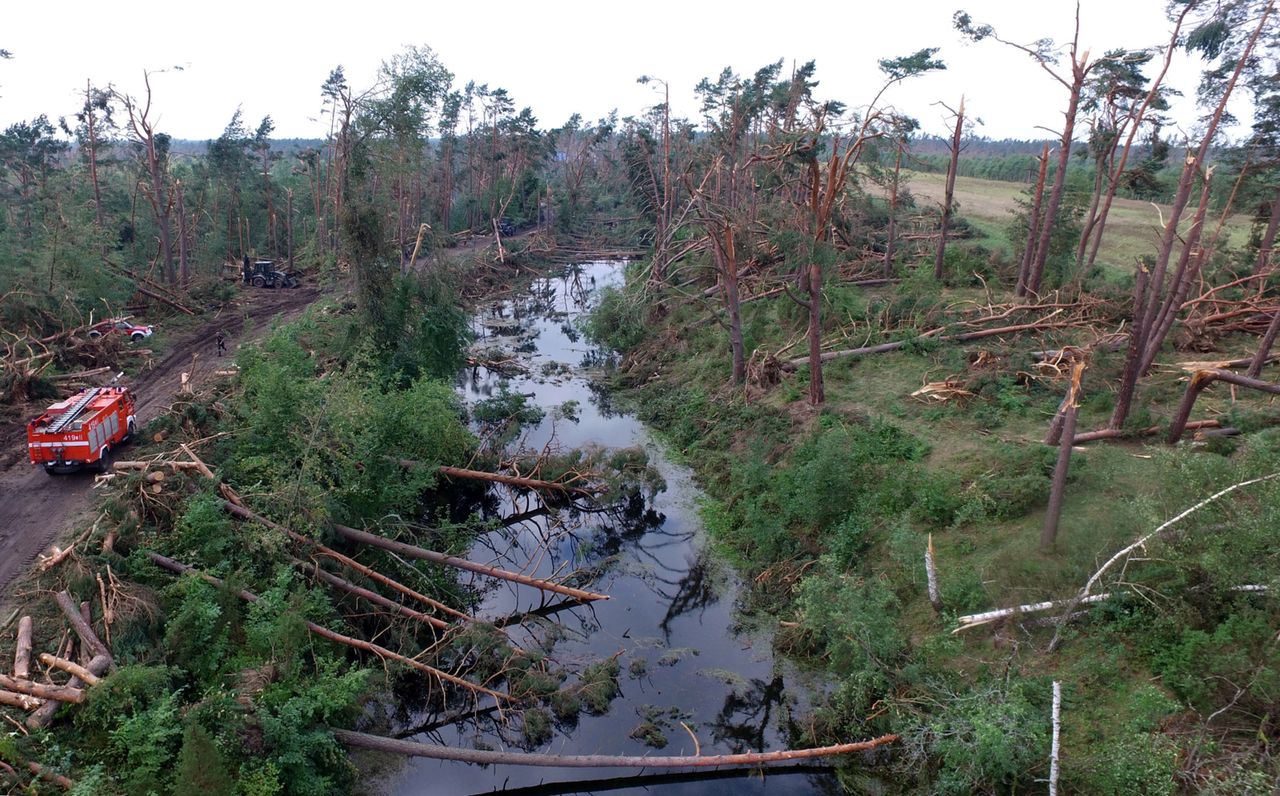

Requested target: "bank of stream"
[{"left": 372, "top": 261, "right": 840, "bottom": 794}]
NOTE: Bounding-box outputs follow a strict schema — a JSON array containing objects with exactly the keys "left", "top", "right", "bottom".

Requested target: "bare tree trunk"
[
  {"left": 1016, "top": 144, "right": 1051, "bottom": 297},
  {"left": 807, "top": 256, "right": 825, "bottom": 405},
  {"left": 722, "top": 227, "right": 746, "bottom": 385},
  {"left": 1168, "top": 369, "right": 1280, "bottom": 444},
  {"left": 1109, "top": 265, "right": 1150, "bottom": 429},
  {"left": 1042, "top": 361, "right": 1084, "bottom": 550},
  {"left": 175, "top": 179, "right": 189, "bottom": 284},
  {"left": 1139, "top": 168, "right": 1214, "bottom": 375},
  {"left": 1252, "top": 193, "right": 1280, "bottom": 277},
  {"left": 885, "top": 141, "right": 903, "bottom": 278},
  {"left": 1028, "top": 63, "right": 1086, "bottom": 296},
  {"left": 333, "top": 728, "right": 898, "bottom": 768},
  {"left": 933, "top": 98, "right": 965, "bottom": 282},
  {"left": 1247, "top": 310, "right": 1280, "bottom": 378}
]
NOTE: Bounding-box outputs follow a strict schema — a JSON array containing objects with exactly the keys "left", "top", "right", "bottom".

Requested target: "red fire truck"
[{"left": 27, "top": 386, "right": 137, "bottom": 474}]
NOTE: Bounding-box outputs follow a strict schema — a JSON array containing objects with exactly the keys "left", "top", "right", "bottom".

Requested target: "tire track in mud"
[{"left": 0, "top": 286, "right": 321, "bottom": 604}]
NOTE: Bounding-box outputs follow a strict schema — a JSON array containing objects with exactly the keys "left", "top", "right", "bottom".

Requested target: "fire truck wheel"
[
  {"left": 123, "top": 419, "right": 136, "bottom": 443},
  {"left": 43, "top": 466, "right": 58, "bottom": 476},
  {"left": 94, "top": 446, "right": 112, "bottom": 474}
]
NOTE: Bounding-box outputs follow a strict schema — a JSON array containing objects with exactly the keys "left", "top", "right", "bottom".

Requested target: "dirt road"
[{"left": 0, "top": 285, "right": 320, "bottom": 599}]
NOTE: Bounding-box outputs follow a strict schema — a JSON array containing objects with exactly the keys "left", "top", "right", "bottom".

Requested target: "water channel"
[{"left": 373, "top": 261, "right": 841, "bottom": 795}]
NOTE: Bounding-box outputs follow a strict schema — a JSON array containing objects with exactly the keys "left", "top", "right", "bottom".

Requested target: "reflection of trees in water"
[
  {"left": 708, "top": 674, "right": 791, "bottom": 754},
  {"left": 659, "top": 552, "right": 720, "bottom": 640}
]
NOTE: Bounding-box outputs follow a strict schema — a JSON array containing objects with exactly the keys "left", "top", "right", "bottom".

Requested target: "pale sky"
[{"left": 0, "top": 1, "right": 1244, "bottom": 145}]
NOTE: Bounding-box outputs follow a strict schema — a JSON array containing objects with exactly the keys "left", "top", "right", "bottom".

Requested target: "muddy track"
[{"left": 0, "top": 285, "right": 321, "bottom": 603}]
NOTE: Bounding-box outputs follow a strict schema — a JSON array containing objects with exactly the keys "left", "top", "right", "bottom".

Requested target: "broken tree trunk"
[
  {"left": 26, "top": 654, "right": 110, "bottom": 729},
  {"left": 1167, "top": 369, "right": 1280, "bottom": 444},
  {"left": 53, "top": 591, "right": 110, "bottom": 663},
  {"left": 953, "top": 593, "right": 1112, "bottom": 633},
  {"left": 333, "top": 524, "right": 609, "bottom": 603},
  {"left": 1042, "top": 361, "right": 1085, "bottom": 550},
  {"left": 14, "top": 616, "right": 32, "bottom": 679},
  {"left": 332, "top": 728, "right": 898, "bottom": 768},
  {"left": 295, "top": 559, "right": 449, "bottom": 631},
  {"left": 434, "top": 464, "right": 595, "bottom": 497},
  {"left": 1047, "top": 471, "right": 1280, "bottom": 652},
  {"left": 781, "top": 318, "right": 1080, "bottom": 371},
  {"left": 933, "top": 97, "right": 965, "bottom": 282},
  {"left": 925, "top": 535, "right": 941, "bottom": 613},
  {"left": 1247, "top": 309, "right": 1280, "bottom": 379},
  {"left": 145, "top": 552, "right": 509, "bottom": 702},
  {"left": 221, "top": 502, "right": 476, "bottom": 623},
  {"left": 1049, "top": 681, "right": 1062, "bottom": 796},
  {"left": 0, "top": 675, "right": 84, "bottom": 705}
]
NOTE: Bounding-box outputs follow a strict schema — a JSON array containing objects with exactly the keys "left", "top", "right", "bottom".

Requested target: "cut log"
[
  {"left": 333, "top": 523, "right": 609, "bottom": 603},
  {"left": 38, "top": 653, "right": 102, "bottom": 686},
  {"left": 145, "top": 552, "right": 509, "bottom": 702},
  {"left": 0, "top": 690, "right": 40, "bottom": 711},
  {"left": 26, "top": 654, "right": 110, "bottom": 729},
  {"left": 14, "top": 616, "right": 32, "bottom": 679},
  {"left": 0, "top": 675, "right": 83, "bottom": 704},
  {"left": 53, "top": 591, "right": 110, "bottom": 663},
  {"left": 333, "top": 728, "right": 899, "bottom": 768}
]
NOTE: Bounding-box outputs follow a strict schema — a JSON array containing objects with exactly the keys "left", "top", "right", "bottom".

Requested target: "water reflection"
[{"left": 373, "top": 262, "right": 835, "bottom": 794}]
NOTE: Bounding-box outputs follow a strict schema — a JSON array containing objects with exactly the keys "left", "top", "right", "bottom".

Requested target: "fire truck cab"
[{"left": 27, "top": 386, "right": 137, "bottom": 474}]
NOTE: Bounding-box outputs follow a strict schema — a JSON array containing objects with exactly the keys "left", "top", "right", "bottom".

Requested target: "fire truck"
[{"left": 27, "top": 385, "right": 137, "bottom": 475}]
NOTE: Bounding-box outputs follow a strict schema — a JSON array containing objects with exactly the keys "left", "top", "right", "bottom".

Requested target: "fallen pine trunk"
[
  {"left": 1168, "top": 369, "right": 1280, "bottom": 443},
  {"left": 1070, "top": 419, "right": 1220, "bottom": 445},
  {"left": 333, "top": 523, "right": 609, "bottom": 603},
  {"left": 146, "top": 552, "right": 509, "bottom": 703},
  {"left": 332, "top": 728, "right": 898, "bottom": 768},
  {"left": 780, "top": 318, "right": 1082, "bottom": 372},
  {"left": 221, "top": 502, "right": 475, "bottom": 623},
  {"left": 53, "top": 591, "right": 111, "bottom": 663},
  {"left": 954, "top": 593, "right": 1112, "bottom": 633},
  {"left": 295, "top": 559, "right": 449, "bottom": 632},
  {"left": 0, "top": 675, "right": 84, "bottom": 704},
  {"left": 435, "top": 464, "right": 595, "bottom": 497}
]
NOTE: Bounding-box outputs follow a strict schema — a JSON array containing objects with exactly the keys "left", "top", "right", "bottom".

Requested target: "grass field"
[{"left": 903, "top": 171, "right": 1254, "bottom": 282}]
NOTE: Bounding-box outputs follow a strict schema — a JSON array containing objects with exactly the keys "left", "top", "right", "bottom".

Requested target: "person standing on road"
[
  {"left": 243, "top": 255, "right": 251, "bottom": 284},
  {"left": 215, "top": 330, "right": 227, "bottom": 357}
]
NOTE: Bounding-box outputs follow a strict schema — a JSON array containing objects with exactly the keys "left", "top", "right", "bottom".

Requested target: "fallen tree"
[
  {"left": 1167, "top": 369, "right": 1280, "bottom": 443},
  {"left": 146, "top": 552, "right": 510, "bottom": 702},
  {"left": 332, "top": 523, "right": 609, "bottom": 603},
  {"left": 332, "top": 728, "right": 898, "bottom": 768}
]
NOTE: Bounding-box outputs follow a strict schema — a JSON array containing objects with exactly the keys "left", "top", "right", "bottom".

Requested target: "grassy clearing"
[{"left": 903, "top": 171, "right": 1255, "bottom": 282}]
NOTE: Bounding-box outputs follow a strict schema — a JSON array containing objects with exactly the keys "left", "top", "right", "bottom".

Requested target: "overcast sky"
[{"left": 0, "top": 0, "right": 1244, "bottom": 145}]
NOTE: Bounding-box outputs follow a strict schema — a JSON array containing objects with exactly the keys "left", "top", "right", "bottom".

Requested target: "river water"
[{"left": 373, "top": 261, "right": 840, "bottom": 795}]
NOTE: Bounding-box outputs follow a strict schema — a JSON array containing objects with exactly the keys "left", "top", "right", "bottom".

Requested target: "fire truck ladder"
[{"left": 45, "top": 388, "right": 102, "bottom": 434}]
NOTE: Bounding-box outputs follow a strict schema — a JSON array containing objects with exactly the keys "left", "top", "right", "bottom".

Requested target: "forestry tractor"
[{"left": 248, "top": 260, "right": 299, "bottom": 289}]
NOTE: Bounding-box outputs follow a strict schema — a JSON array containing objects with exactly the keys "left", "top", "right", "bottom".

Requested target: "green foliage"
[
  {"left": 76, "top": 666, "right": 185, "bottom": 795},
  {"left": 918, "top": 680, "right": 1050, "bottom": 796},
  {"left": 797, "top": 569, "right": 905, "bottom": 719},
  {"left": 173, "top": 723, "right": 235, "bottom": 796},
  {"left": 162, "top": 573, "right": 240, "bottom": 682},
  {"left": 585, "top": 285, "right": 648, "bottom": 352}
]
